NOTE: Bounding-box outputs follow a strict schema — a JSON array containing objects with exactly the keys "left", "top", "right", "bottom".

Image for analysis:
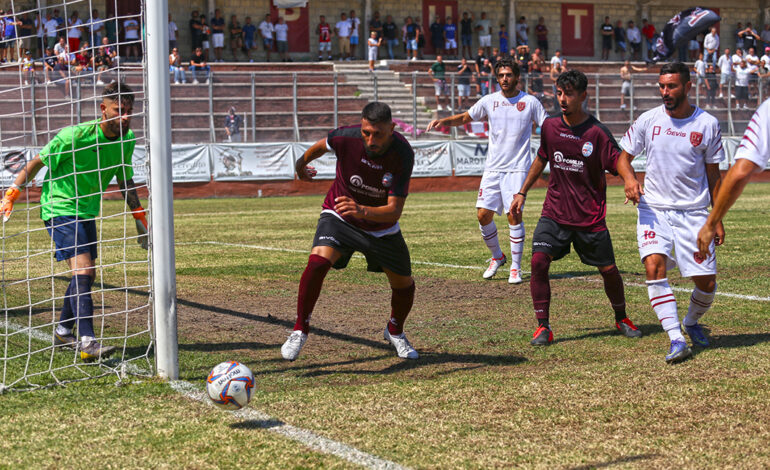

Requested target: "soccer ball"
[{"left": 206, "top": 361, "right": 255, "bottom": 410}]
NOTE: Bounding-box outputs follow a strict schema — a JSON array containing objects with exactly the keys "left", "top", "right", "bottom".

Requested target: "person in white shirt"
[
  {"left": 258, "top": 14, "right": 274, "bottom": 62},
  {"left": 67, "top": 11, "right": 83, "bottom": 53},
  {"left": 703, "top": 26, "right": 719, "bottom": 68},
  {"left": 626, "top": 21, "right": 642, "bottom": 60},
  {"left": 274, "top": 16, "right": 289, "bottom": 62},
  {"left": 549, "top": 49, "right": 562, "bottom": 69},
  {"left": 348, "top": 10, "right": 361, "bottom": 60},
  {"left": 717, "top": 48, "right": 732, "bottom": 98},
  {"left": 426, "top": 58, "right": 547, "bottom": 284},
  {"left": 53, "top": 36, "right": 67, "bottom": 56},
  {"left": 44, "top": 12, "right": 58, "bottom": 50},
  {"left": 476, "top": 12, "right": 492, "bottom": 56},
  {"left": 367, "top": 30, "right": 381, "bottom": 71},
  {"left": 335, "top": 12, "right": 352, "bottom": 60},
  {"left": 89, "top": 9, "right": 105, "bottom": 48},
  {"left": 168, "top": 13, "right": 178, "bottom": 51},
  {"left": 694, "top": 52, "right": 707, "bottom": 97},
  {"left": 734, "top": 59, "right": 757, "bottom": 109},
  {"left": 123, "top": 16, "right": 140, "bottom": 60},
  {"left": 617, "top": 62, "right": 725, "bottom": 364},
  {"left": 697, "top": 99, "right": 770, "bottom": 256}
]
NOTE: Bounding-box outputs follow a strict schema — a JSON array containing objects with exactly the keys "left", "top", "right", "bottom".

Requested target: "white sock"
[
  {"left": 480, "top": 221, "right": 504, "bottom": 259},
  {"left": 509, "top": 223, "right": 525, "bottom": 271},
  {"left": 55, "top": 325, "right": 71, "bottom": 336},
  {"left": 647, "top": 278, "right": 684, "bottom": 342},
  {"left": 684, "top": 284, "right": 716, "bottom": 327},
  {"left": 81, "top": 335, "right": 95, "bottom": 347}
]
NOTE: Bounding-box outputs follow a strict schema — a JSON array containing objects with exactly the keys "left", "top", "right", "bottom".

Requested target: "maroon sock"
[
  {"left": 530, "top": 252, "right": 551, "bottom": 325},
  {"left": 600, "top": 265, "right": 627, "bottom": 321},
  {"left": 388, "top": 281, "right": 415, "bottom": 335},
  {"left": 294, "top": 254, "right": 332, "bottom": 334}
]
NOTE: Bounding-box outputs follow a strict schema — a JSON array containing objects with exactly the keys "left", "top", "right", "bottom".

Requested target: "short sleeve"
[
  {"left": 734, "top": 101, "right": 770, "bottom": 168},
  {"left": 704, "top": 120, "right": 725, "bottom": 164},
  {"left": 601, "top": 132, "right": 621, "bottom": 175},
  {"left": 326, "top": 127, "right": 343, "bottom": 153},
  {"left": 536, "top": 120, "right": 549, "bottom": 162},
  {"left": 531, "top": 98, "right": 547, "bottom": 127},
  {"left": 619, "top": 115, "right": 646, "bottom": 157},
  {"left": 39, "top": 128, "right": 69, "bottom": 171},
  {"left": 390, "top": 147, "right": 414, "bottom": 198},
  {"left": 467, "top": 97, "right": 487, "bottom": 121}
]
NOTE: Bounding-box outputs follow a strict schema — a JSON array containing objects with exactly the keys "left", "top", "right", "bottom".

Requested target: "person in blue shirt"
[
  {"left": 499, "top": 24, "right": 509, "bottom": 56},
  {"left": 242, "top": 16, "right": 257, "bottom": 62},
  {"left": 444, "top": 16, "right": 457, "bottom": 58}
]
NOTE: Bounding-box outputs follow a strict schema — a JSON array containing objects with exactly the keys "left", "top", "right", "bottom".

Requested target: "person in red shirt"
[
  {"left": 282, "top": 102, "right": 419, "bottom": 362},
  {"left": 510, "top": 70, "right": 642, "bottom": 345},
  {"left": 641, "top": 19, "right": 656, "bottom": 61}
]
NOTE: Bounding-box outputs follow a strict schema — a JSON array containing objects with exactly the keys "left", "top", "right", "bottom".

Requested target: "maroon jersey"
[
  {"left": 323, "top": 125, "right": 414, "bottom": 232},
  {"left": 537, "top": 115, "right": 620, "bottom": 231}
]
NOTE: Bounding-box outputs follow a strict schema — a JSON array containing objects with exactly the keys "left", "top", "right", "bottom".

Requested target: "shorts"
[
  {"left": 319, "top": 41, "right": 331, "bottom": 51},
  {"left": 350, "top": 35, "right": 359, "bottom": 45},
  {"left": 368, "top": 47, "right": 378, "bottom": 61},
  {"left": 696, "top": 75, "right": 705, "bottom": 85},
  {"left": 230, "top": 37, "right": 243, "bottom": 49},
  {"left": 277, "top": 40, "right": 287, "bottom": 53},
  {"left": 537, "top": 39, "right": 548, "bottom": 51},
  {"left": 602, "top": 36, "right": 612, "bottom": 49},
  {"left": 479, "top": 34, "right": 491, "bottom": 47},
  {"left": 532, "top": 216, "right": 616, "bottom": 267},
  {"left": 445, "top": 38, "right": 457, "bottom": 49},
  {"left": 476, "top": 171, "right": 527, "bottom": 215},
  {"left": 407, "top": 38, "right": 417, "bottom": 50},
  {"left": 636, "top": 205, "right": 716, "bottom": 278},
  {"left": 461, "top": 33, "right": 472, "bottom": 46},
  {"left": 202, "top": 40, "right": 210, "bottom": 50},
  {"left": 616, "top": 40, "right": 627, "bottom": 51},
  {"left": 44, "top": 216, "right": 98, "bottom": 262},
  {"left": 262, "top": 37, "right": 273, "bottom": 49},
  {"left": 621, "top": 80, "right": 631, "bottom": 96},
  {"left": 457, "top": 83, "right": 470, "bottom": 96},
  {"left": 245, "top": 38, "right": 254, "bottom": 49},
  {"left": 339, "top": 37, "right": 350, "bottom": 53},
  {"left": 720, "top": 73, "right": 730, "bottom": 85},
  {"left": 735, "top": 86, "right": 748, "bottom": 100},
  {"left": 212, "top": 33, "right": 224, "bottom": 48},
  {"left": 433, "top": 79, "right": 446, "bottom": 95},
  {"left": 312, "top": 213, "right": 411, "bottom": 276}
]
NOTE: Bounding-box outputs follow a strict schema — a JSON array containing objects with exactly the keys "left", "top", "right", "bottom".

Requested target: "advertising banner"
[{"left": 212, "top": 143, "right": 294, "bottom": 181}]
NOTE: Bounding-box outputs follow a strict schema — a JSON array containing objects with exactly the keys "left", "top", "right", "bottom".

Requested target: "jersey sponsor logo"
[
  {"left": 582, "top": 142, "right": 593, "bottom": 157},
  {"left": 693, "top": 251, "right": 706, "bottom": 264},
  {"left": 517, "top": 101, "right": 526, "bottom": 112},
  {"left": 665, "top": 128, "right": 687, "bottom": 138},
  {"left": 360, "top": 157, "right": 383, "bottom": 170},
  {"left": 349, "top": 174, "right": 386, "bottom": 197},
  {"left": 382, "top": 172, "right": 393, "bottom": 187},
  {"left": 492, "top": 100, "right": 524, "bottom": 112},
  {"left": 350, "top": 175, "right": 364, "bottom": 187},
  {"left": 559, "top": 132, "right": 581, "bottom": 141},
  {"left": 690, "top": 131, "right": 703, "bottom": 146},
  {"left": 552, "top": 151, "right": 584, "bottom": 172},
  {"left": 553, "top": 151, "right": 564, "bottom": 163}
]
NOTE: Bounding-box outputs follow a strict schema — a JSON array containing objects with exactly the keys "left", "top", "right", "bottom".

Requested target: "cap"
[
  {"left": 24, "top": 50, "right": 31, "bottom": 54},
  {"left": 765, "top": 47, "right": 770, "bottom": 52}
]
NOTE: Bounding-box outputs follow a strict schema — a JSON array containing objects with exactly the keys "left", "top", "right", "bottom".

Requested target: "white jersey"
[
  {"left": 717, "top": 54, "right": 732, "bottom": 74},
  {"left": 620, "top": 105, "right": 724, "bottom": 211},
  {"left": 734, "top": 99, "right": 770, "bottom": 169},
  {"left": 467, "top": 90, "right": 547, "bottom": 172}
]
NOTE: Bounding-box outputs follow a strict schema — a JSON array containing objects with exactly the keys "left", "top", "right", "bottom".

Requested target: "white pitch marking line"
[
  {"left": 186, "top": 241, "right": 770, "bottom": 302},
  {"left": 169, "top": 380, "right": 409, "bottom": 470}
]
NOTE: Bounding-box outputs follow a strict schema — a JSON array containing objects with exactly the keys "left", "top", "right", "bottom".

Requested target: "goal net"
[{"left": 1, "top": 0, "right": 154, "bottom": 391}]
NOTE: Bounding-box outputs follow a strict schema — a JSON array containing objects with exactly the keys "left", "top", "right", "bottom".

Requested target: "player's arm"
[
  {"left": 118, "top": 178, "right": 149, "bottom": 249},
  {"left": 704, "top": 162, "right": 725, "bottom": 246},
  {"left": 295, "top": 137, "right": 326, "bottom": 181},
  {"left": 426, "top": 110, "right": 473, "bottom": 131},
  {"left": 509, "top": 155, "right": 547, "bottom": 215},
  {"left": 334, "top": 194, "right": 406, "bottom": 223},
  {"left": 1, "top": 155, "right": 45, "bottom": 221},
  {"left": 615, "top": 150, "right": 644, "bottom": 205}
]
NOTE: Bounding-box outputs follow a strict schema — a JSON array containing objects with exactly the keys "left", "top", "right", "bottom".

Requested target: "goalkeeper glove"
[
  {"left": 1, "top": 184, "right": 21, "bottom": 222},
  {"left": 132, "top": 207, "right": 149, "bottom": 250}
]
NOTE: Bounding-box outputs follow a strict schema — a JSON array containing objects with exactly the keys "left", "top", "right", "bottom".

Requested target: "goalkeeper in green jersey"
[{"left": 0, "top": 82, "right": 148, "bottom": 362}]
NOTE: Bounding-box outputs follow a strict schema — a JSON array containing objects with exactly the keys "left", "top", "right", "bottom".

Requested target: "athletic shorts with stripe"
[
  {"left": 532, "top": 216, "right": 616, "bottom": 267},
  {"left": 476, "top": 171, "right": 527, "bottom": 215}
]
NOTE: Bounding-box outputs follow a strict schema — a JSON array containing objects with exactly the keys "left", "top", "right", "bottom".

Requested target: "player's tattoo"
[{"left": 118, "top": 179, "right": 142, "bottom": 210}]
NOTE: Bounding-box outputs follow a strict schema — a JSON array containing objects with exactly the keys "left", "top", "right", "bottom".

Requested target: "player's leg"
[
  {"left": 529, "top": 217, "right": 571, "bottom": 345},
  {"left": 383, "top": 269, "right": 418, "bottom": 359},
  {"left": 477, "top": 172, "right": 506, "bottom": 279},
  {"left": 502, "top": 172, "right": 525, "bottom": 284}
]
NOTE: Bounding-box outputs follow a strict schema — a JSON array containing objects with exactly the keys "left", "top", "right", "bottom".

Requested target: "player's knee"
[
  {"left": 531, "top": 251, "right": 551, "bottom": 279},
  {"left": 693, "top": 276, "right": 716, "bottom": 293},
  {"left": 477, "top": 209, "right": 494, "bottom": 225}
]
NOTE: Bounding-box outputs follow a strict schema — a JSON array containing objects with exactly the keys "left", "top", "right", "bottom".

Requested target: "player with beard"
[
  {"left": 281, "top": 102, "right": 418, "bottom": 361},
  {"left": 426, "top": 57, "right": 547, "bottom": 284},
  {"left": 0, "top": 82, "right": 146, "bottom": 362},
  {"left": 510, "top": 70, "right": 642, "bottom": 345},
  {"left": 616, "top": 62, "right": 725, "bottom": 363}
]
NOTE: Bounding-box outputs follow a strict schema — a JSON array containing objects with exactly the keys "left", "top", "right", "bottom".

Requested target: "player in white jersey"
[
  {"left": 426, "top": 57, "right": 547, "bottom": 284},
  {"left": 698, "top": 99, "right": 770, "bottom": 256},
  {"left": 616, "top": 63, "right": 725, "bottom": 364}
]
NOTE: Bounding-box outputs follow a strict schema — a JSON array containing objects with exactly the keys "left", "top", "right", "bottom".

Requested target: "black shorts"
[
  {"left": 735, "top": 86, "right": 749, "bottom": 100},
  {"left": 312, "top": 213, "right": 411, "bottom": 276},
  {"left": 531, "top": 217, "right": 616, "bottom": 267}
]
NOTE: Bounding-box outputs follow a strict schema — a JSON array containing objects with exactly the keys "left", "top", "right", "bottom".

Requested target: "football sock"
[
  {"left": 509, "top": 223, "right": 525, "bottom": 271},
  {"left": 57, "top": 280, "right": 76, "bottom": 333},
  {"left": 600, "top": 266, "right": 627, "bottom": 321},
  {"left": 71, "top": 274, "right": 95, "bottom": 339},
  {"left": 646, "top": 278, "right": 684, "bottom": 342},
  {"left": 294, "top": 254, "right": 332, "bottom": 334},
  {"left": 388, "top": 281, "right": 415, "bottom": 335},
  {"left": 530, "top": 252, "right": 551, "bottom": 324},
  {"left": 480, "top": 221, "right": 504, "bottom": 259},
  {"left": 683, "top": 284, "right": 716, "bottom": 327}
]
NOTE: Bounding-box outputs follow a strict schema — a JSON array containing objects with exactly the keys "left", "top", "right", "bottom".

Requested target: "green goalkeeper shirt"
[{"left": 39, "top": 120, "right": 135, "bottom": 221}]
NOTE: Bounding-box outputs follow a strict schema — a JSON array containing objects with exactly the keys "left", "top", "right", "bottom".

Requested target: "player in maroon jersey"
[
  {"left": 281, "top": 102, "right": 418, "bottom": 361},
  {"left": 510, "top": 70, "right": 642, "bottom": 345}
]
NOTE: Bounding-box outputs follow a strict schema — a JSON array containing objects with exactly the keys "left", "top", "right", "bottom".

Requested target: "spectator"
[
  {"left": 275, "top": 16, "right": 289, "bottom": 62},
  {"left": 430, "top": 15, "right": 444, "bottom": 56},
  {"left": 404, "top": 16, "right": 419, "bottom": 61},
  {"left": 67, "top": 11, "right": 83, "bottom": 54},
  {"left": 229, "top": 15, "right": 243, "bottom": 61},
  {"left": 479, "top": 57, "right": 493, "bottom": 95},
  {"left": 476, "top": 12, "right": 492, "bottom": 57},
  {"left": 167, "top": 13, "right": 178, "bottom": 51},
  {"left": 550, "top": 49, "right": 562, "bottom": 70},
  {"left": 94, "top": 44, "right": 112, "bottom": 84},
  {"left": 224, "top": 107, "right": 242, "bottom": 142},
  {"left": 258, "top": 13, "right": 274, "bottom": 62},
  {"left": 641, "top": 19, "right": 655, "bottom": 60},
  {"left": 732, "top": 47, "right": 744, "bottom": 70},
  {"left": 105, "top": 11, "right": 118, "bottom": 44},
  {"left": 515, "top": 44, "right": 530, "bottom": 78},
  {"left": 42, "top": 47, "right": 62, "bottom": 85},
  {"left": 490, "top": 47, "right": 500, "bottom": 67},
  {"left": 498, "top": 24, "right": 508, "bottom": 56},
  {"left": 529, "top": 47, "right": 545, "bottom": 97},
  {"left": 694, "top": 52, "right": 707, "bottom": 97},
  {"left": 515, "top": 15, "right": 528, "bottom": 46},
  {"left": 35, "top": 12, "right": 45, "bottom": 57},
  {"left": 614, "top": 20, "right": 626, "bottom": 60},
  {"left": 474, "top": 46, "right": 486, "bottom": 92},
  {"left": 190, "top": 10, "right": 202, "bottom": 52},
  {"left": 600, "top": 16, "right": 613, "bottom": 60},
  {"left": 3, "top": 10, "right": 21, "bottom": 63},
  {"left": 316, "top": 15, "right": 332, "bottom": 61},
  {"left": 761, "top": 24, "right": 770, "bottom": 52},
  {"left": 741, "top": 22, "right": 759, "bottom": 53},
  {"left": 123, "top": 14, "right": 140, "bottom": 61},
  {"left": 54, "top": 36, "right": 67, "bottom": 56},
  {"left": 734, "top": 59, "right": 756, "bottom": 109},
  {"left": 21, "top": 50, "right": 34, "bottom": 85},
  {"left": 705, "top": 63, "right": 717, "bottom": 108},
  {"left": 169, "top": 46, "right": 186, "bottom": 84},
  {"left": 746, "top": 46, "right": 760, "bottom": 97},
  {"left": 243, "top": 16, "right": 257, "bottom": 62},
  {"left": 735, "top": 22, "right": 745, "bottom": 52},
  {"left": 535, "top": 17, "right": 548, "bottom": 58},
  {"left": 211, "top": 9, "right": 225, "bottom": 62},
  {"left": 703, "top": 26, "right": 719, "bottom": 68},
  {"left": 52, "top": 9, "right": 64, "bottom": 27},
  {"left": 369, "top": 11, "right": 382, "bottom": 39},
  {"left": 444, "top": 16, "right": 458, "bottom": 59},
  {"left": 73, "top": 41, "right": 92, "bottom": 77},
  {"left": 460, "top": 11, "right": 473, "bottom": 59},
  {"left": 56, "top": 43, "right": 72, "bottom": 95},
  {"left": 717, "top": 48, "right": 732, "bottom": 98},
  {"left": 335, "top": 12, "right": 351, "bottom": 61},
  {"left": 189, "top": 46, "right": 209, "bottom": 84},
  {"left": 382, "top": 15, "right": 398, "bottom": 59},
  {"left": 761, "top": 46, "right": 770, "bottom": 73},
  {"left": 456, "top": 57, "right": 472, "bottom": 110},
  {"left": 90, "top": 9, "right": 105, "bottom": 47},
  {"left": 367, "top": 30, "right": 381, "bottom": 71},
  {"left": 626, "top": 21, "right": 641, "bottom": 60},
  {"left": 349, "top": 10, "right": 361, "bottom": 59},
  {"left": 416, "top": 16, "right": 425, "bottom": 59},
  {"left": 760, "top": 47, "right": 770, "bottom": 98},
  {"left": 746, "top": 46, "right": 760, "bottom": 66},
  {"left": 429, "top": 55, "right": 448, "bottom": 110},
  {"left": 20, "top": 12, "right": 34, "bottom": 56},
  {"left": 199, "top": 14, "right": 211, "bottom": 61}
]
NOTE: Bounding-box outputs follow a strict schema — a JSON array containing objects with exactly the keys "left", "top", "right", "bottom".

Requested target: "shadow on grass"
[
  {"left": 230, "top": 419, "right": 284, "bottom": 430},
  {"left": 179, "top": 341, "right": 277, "bottom": 352},
  {"left": 568, "top": 453, "right": 658, "bottom": 469},
  {"left": 555, "top": 323, "right": 661, "bottom": 343}
]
